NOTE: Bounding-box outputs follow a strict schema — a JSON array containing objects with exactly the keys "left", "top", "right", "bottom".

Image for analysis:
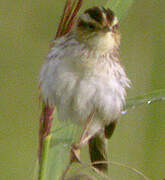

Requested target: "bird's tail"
[
  {"left": 88, "top": 121, "right": 117, "bottom": 173},
  {"left": 88, "top": 134, "right": 108, "bottom": 173}
]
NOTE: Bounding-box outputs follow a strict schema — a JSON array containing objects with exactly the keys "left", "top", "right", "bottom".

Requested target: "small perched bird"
[{"left": 39, "top": 7, "right": 130, "bottom": 173}]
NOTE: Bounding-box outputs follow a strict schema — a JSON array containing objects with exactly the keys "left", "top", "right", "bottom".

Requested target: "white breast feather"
[{"left": 39, "top": 34, "right": 130, "bottom": 128}]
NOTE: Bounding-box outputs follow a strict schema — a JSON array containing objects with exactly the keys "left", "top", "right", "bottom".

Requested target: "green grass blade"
[
  {"left": 45, "top": 110, "right": 79, "bottom": 180},
  {"left": 38, "top": 135, "right": 51, "bottom": 180},
  {"left": 126, "top": 89, "right": 165, "bottom": 110}
]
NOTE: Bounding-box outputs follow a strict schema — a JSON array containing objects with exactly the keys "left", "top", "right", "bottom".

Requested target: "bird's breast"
[{"left": 40, "top": 54, "right": 129, "bottom": 125}]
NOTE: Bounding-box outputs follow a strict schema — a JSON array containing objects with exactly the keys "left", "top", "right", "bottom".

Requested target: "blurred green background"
[{"left": 0, "top": 0, "right": 165, "bottom": 180}]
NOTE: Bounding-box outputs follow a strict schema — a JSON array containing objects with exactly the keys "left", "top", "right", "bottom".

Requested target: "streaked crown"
[{"left": 77, "top": 7, "right": 119, "bottom": 33}]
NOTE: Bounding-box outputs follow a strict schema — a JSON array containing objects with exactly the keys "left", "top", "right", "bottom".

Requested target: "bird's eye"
[
  {"left": 87, "top": 23, "right": 95, "bottom": 31},
  {"left": 78, "top": 20, "right": 96, "bottom": 31}
]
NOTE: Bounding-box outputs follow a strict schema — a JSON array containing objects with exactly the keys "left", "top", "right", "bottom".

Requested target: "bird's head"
[{"left": 74, "top": 7, "right": 120, "bottom": 52}]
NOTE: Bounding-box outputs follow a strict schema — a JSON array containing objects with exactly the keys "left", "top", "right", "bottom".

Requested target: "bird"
[{"left": 39, "top": 6, "right": 130, "bottom": 174}]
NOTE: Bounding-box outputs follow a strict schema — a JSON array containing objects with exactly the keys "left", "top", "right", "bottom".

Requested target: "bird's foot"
[{"left": 71, "top": 143, "right": 81, "bottom": 163}]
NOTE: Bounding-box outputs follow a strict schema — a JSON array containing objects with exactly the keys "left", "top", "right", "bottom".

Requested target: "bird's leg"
[
  {"left": 61, "top": 111, "right": 96, "bottom": 180},
  {"left": 79, "top": 110, "right": 96, "bottom": 145},
  {"left": 71, "top": 110, "right": 96, "bottom": 162}
]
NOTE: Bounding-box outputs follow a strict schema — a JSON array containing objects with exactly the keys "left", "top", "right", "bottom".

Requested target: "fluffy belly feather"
[{"left": 40, "top": 56, "right": 129, "bottom": 127}]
